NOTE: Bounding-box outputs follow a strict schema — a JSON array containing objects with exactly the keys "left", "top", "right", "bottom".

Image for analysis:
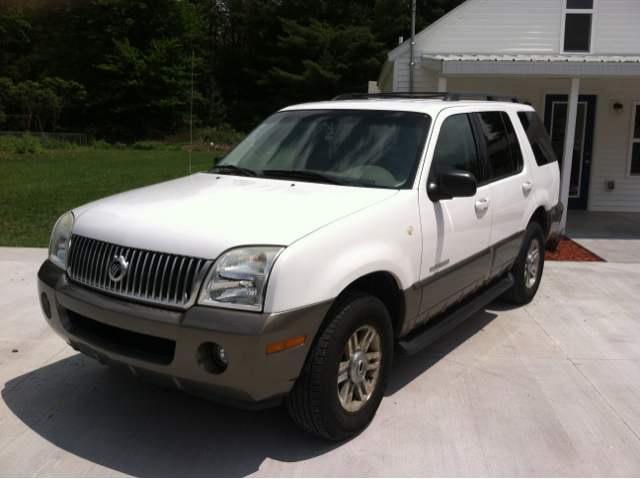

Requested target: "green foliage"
[
  {"left": 92, "top": 139, "right": 112, "bottom": 149},
  {"left": 0, "top": 76, "right": 85, "bottom": 132},
  {"left": 0, "top": 5, "right": 31, "bottom": 74},
  {"left": 0, "top": 134, "right": 46, "bottom": 154},
  {"left": 0, "top": 0, "right": 465, "bottom": 138},
  {"left": 267, "top": 18, "right": 385, "bottom": 104},
  {"left": 131, "top": 141, "right": 156, "bottom": 150}
]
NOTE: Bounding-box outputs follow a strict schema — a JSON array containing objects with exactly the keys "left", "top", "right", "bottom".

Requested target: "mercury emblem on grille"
[{"left": 108, "top": 255, "right": 129, "bottom": 282}]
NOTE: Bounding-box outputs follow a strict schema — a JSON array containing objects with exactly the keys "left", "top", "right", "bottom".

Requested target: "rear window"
[{"left": 517, "top": 111, "right": 558, "bottom": 166}]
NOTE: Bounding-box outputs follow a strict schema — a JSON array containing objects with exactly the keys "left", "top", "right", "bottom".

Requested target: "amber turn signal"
[{"left": 266, "top": 334, "right": 307, "bottom": 354}]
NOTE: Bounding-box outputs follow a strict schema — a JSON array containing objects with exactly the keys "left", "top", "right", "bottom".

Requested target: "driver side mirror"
[{"left": 427, "top": 169, "right": 477, "bottom": 201}]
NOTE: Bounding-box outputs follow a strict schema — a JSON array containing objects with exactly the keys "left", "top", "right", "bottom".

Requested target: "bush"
[
  {"left": 132, "top": 141, "right": 156, "bottom": 150},
  {"left": 92, "top": 139, "right": 112, "bottom": 149},
  {"left": 0, "top": 134, "right": 46, "bottom": 154}
]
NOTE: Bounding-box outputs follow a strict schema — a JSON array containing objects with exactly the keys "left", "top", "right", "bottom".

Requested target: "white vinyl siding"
[
  {"left": 595, "top": 0, "right": 640, "bottom": 54},
  {"left": 395, "top": 51, "right": 439, "bottom": 92},
  {"left": 420, "top": 0, "right": 563, "bottom": 55}
]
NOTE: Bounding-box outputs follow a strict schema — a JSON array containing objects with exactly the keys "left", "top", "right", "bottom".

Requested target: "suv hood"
[{"left": 72, "top": 172, "right": 398, "bottom": 259}]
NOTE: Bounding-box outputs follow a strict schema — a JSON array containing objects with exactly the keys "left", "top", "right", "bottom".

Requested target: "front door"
[
  {"left": 544, "top": 94, "right": 596, "bottom": 210},
  {"left": 418, "top": 110, "right": 493, "bottom": 325}
]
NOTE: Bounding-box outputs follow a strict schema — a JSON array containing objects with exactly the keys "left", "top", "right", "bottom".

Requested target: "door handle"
[
  {"left": 475, "top": 198, "right": 491, "bottom": 213},
  {"left": 522, "top": 181, "right": 533, "bottom": 193}
]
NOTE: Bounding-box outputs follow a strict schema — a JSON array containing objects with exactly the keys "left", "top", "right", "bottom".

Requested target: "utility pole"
[{"left": 409, "top": 0, "right": 416, "bottom": 92}]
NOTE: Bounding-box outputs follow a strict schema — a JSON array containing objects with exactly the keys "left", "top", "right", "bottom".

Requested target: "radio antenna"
[{"left": 189, "top": 50, "right": 194, "bottom": 174}]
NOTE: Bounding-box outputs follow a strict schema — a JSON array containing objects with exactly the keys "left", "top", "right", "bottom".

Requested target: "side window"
[
  {"left": 430, "top": 114, "right": 480, "bottom": 181},
  {"left": 502, "top": 112, "right": 523, "bottom": 173},
  {"left": 517, "top": 111, "right": 559, "bottom": 166},
  {"left": 477, "top": 111, "right": 515, "bottom": 179}
]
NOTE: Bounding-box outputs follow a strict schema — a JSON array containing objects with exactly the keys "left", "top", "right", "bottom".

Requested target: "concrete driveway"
[{"left": 1, "top": 247, "right": 640, "bottom": 477}]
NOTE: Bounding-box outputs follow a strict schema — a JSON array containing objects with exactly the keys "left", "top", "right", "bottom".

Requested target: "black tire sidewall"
[
  {"left": 514, "top": 223, "right": 545, "bottom": 302},
  {"left": 318, "top": 295, "right": 393, "bottom": 439}
]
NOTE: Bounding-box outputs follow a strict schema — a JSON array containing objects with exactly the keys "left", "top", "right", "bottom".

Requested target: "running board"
[{"left": 396, "top": 273, "right": 515, "bottom": 356}]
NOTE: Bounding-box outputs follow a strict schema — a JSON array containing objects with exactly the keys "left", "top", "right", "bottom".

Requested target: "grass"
[{"left": 0, "top": 149, "right": 223, "bottom": 247}]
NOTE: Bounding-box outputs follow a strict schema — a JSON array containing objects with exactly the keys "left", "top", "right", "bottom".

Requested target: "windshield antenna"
[{"left": 189, "top": 50, "right": 194, "bottom": 175}]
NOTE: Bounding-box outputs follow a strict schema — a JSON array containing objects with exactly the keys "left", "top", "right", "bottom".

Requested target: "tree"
[
  {"left": 41, "top": 77, "right": 86, "bottom": 132},
  {"left": 0, "top": 4, "right": 31, "bottom": 80},
  {"left": 267, "top": 19, "right": 385, "bottom": 105}
]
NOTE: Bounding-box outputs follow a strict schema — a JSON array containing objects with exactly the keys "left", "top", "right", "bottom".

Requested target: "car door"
[
  {"left": 414, "top": 109, "right": 493, "bottom": 331},
  {"left": 474, "top": 110, "right": 537, "bottom": 279}
]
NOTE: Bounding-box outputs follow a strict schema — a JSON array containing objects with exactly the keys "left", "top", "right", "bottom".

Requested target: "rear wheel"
[
  {"left": 286, "top": 292, "right": 393, "bottom": 440},
  {"left": 502, "top": 222, "right": 545, "bottom": 304}
]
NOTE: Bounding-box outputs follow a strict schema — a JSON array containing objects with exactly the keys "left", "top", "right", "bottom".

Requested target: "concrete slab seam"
[{"left": 570, "top": 358, "right": 640, "bottom": 444}]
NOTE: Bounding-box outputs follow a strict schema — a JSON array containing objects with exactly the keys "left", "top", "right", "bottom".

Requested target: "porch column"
[
  {"left": 438, "top": 77, "right": 447, "bottom": 92},
  {"left": 559, "top": 77, "right": 580, "bottom": 235}
]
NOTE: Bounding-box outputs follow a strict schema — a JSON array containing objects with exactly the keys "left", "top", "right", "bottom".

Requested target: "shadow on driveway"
[{"left": 2, "top": 304, "right": 505, "bottom": 476}]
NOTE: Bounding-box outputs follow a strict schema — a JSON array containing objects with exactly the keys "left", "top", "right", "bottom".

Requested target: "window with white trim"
[
  {"left": 629, "top": 102, "right": 640, "bottom": 176},
  {"left": 562, "top": 0, "right": 595, "bottom": 53}
]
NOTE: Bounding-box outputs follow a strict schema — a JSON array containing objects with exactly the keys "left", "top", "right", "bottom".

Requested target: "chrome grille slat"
[
  {"left": 182, "top": 259, "right": 194, "bottom": 305},
  {"left": 125, "top": 250, "right": 137, "bottom": 296},
  {"left": 91, "top": 241, "right": 103, "bottom": 286},
  {"left": 83, "top": 238, "right": 94, "bottom": 282},
  {"left": 166, "top": 257, "right": 178, "bottom": 304},
  {"left": 91, "top": 239, "right": 100, "bottom": 282},
  {"left": 146, "top": 253, "right": 157, "bottom": 300},
  {"left": 137, "top": 252, "right": 149, "bottom": 298},
  {"left": 77, "top": 237, "right": 89, "bottom": 281},
  {"left": 67, "top": 235, "right": 209, "bottom": 309},
  {"left": 173, "top": 258, "right": 186, "bottom": 305}
]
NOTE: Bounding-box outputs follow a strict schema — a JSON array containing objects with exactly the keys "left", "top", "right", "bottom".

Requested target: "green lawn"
[{"left": 0, "top": 149, "right": 222, "bottom": 247}]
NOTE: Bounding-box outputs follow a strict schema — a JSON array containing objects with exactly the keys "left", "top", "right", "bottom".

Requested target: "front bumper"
[{"left": 38, "top": 260, "right": 332, "bottom": 409}]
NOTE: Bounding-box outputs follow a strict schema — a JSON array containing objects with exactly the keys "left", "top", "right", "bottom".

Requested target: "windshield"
[{"left": 217, "top": 109, "right": 432, "bottom": 188}]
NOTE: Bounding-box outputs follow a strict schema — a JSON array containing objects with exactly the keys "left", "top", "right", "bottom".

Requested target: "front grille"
[{"left": 68, "top": 235, "right": 212, "bottom": 309}]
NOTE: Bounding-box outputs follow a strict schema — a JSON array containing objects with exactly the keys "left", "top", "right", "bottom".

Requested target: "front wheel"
[
  {"left": 286, "top": 292, "right": 393, "bottom": 440},
  {"left": 502, "top": 222, "right": 545, "bottom": 304}
]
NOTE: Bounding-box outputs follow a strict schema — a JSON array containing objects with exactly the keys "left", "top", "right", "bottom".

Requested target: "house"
[{"left": 378, "top": 0, "right": 640, "bottom": 232}]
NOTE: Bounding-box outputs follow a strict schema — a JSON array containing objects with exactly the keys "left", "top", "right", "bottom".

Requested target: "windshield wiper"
[
  {"left": 261, "top": 169, "right": 347, "bottom": 185},
  {"left": 209, "top": 165, "right": 258, "bottom": 177}
]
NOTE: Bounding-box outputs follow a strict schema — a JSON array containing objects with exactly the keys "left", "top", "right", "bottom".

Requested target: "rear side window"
[
  {"left": 502, "top": 112, "right": 524, "bottom": 173},
  {"left": 430, "top": 114, "right": 480, "bottom": 181},
  {"left": 517, "top": 111, "right": 558, "bottom": 166},
  {"left": 477, "top": 111, "right": 518, "bottom": 180}
]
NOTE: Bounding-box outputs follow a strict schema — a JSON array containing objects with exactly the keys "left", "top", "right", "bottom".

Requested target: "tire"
[
  {"left": 286, "top": 292, "right": 394, "bottom": 441},
  {"left": 502, "top": 222, "right": 545, "bottom": 305}
]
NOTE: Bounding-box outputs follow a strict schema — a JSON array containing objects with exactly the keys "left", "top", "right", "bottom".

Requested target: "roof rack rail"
[{"left": 332, "top": 91, "right": 521, "bottom": 103}]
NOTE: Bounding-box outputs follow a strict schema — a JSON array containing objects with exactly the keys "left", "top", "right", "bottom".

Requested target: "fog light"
[
  {"left": 211, "top": 343, "right": 228, "bottom": 369},
  {"left": 41, "top": 293, "right": 51, "bottom": 319}
]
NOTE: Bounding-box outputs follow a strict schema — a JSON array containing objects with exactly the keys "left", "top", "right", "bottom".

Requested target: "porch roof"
[{"left": 422, "top": 54, "right": 640, "bottom": 77}]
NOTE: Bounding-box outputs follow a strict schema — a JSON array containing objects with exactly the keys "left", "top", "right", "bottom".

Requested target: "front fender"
[{"left": 264, "top": 191, "right": 422, "bottom": 313}]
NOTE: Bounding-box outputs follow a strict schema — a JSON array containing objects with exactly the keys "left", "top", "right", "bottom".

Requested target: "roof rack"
[{"left": 332, "top": 91, "right": 521, "bottom": 103}]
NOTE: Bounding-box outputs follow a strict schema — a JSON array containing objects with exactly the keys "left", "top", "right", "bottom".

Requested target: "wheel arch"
[
  {"left": 339, "top": 271, "right": 405, "bottom": 337},
  {"left": 527, "top": 206, "right": 548, "bottom": 237}
]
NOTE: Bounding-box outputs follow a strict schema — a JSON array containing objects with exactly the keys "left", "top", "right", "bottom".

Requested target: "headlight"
[
  {"left": 48, "top": 212, "right": 74, "bottom": 270},
  {"left": 197, "top": 246, "right": 284, "bottom": 311}
]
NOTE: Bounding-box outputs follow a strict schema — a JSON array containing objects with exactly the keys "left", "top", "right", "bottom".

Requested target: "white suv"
[{"left": 38, "top": 92, "right": 563, "bottom": 440}]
